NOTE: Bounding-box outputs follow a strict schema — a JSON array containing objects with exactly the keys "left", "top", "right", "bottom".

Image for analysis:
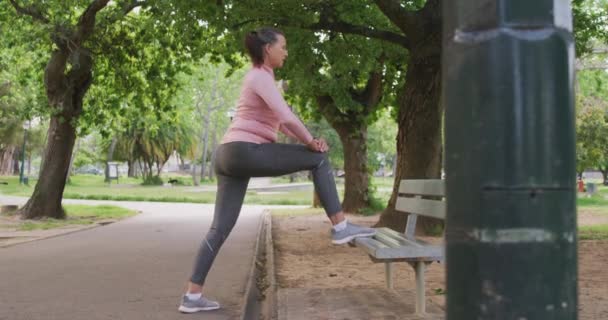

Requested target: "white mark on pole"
[{"left": 470, "top": 228, "right": 555, "bottom": 243}]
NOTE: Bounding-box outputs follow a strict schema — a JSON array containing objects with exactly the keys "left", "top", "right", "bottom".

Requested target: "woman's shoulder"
[{"left": 244, "top": 67, "right": 273, "bottom": 85}]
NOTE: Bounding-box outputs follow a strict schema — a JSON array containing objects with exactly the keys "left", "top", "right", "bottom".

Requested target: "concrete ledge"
[{"left": 240, "top": 210, "right": 271, "bottom": 320}]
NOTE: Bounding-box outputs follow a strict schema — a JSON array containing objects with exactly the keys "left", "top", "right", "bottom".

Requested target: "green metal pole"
[
  {"left": 19, "top": 128, "right": 27, "bottom": 184},
  {"left": 443, "top": 1, "right": 577, "bottom": 319}
]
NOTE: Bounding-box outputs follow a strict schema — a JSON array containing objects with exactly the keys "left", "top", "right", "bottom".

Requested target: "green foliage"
[
  {"left": 142, "top": 175, "right": 163, "bottom": 186},
  {"left": 578, "top": 70, "right": 608, "bottom": 98},
  {"left": 172, "top": 56, "right": 248, "bottom": 167},
  {"left": 72, "top": 134, "right": 105, "bottom": 170},
  {"left": 367, "top": 108, "right": 398, "bottom": 173},
  {"left": 573, "top": 0, "right": 608, "bottom": 56},
  {"left": 0, "top": 9, "right": 47, "bottom": 156},
  {"left": 306, "top": 117, "right": 344, "bottom": 169},
  {"left": 359, "top": 195, "right": 386, "bottom": 216},
  {"left": 576, "top": 69, "right": 608, "bottom": 174},
  {"left": 576, "top": 100, "right": 608, "bottom": 172}
]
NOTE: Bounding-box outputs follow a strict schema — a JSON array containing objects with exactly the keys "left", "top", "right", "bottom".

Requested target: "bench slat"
[
  {"left": 353, "top": 237, "right": 389, "bottom": 256},
  {"left": 376, "top": 228, "right": 423, "bottom": 248},
  {"left": 379, "top": 228, "right": 430, "bottom": 247},
  {"left": 398, "top": 179, "right": 444, "bottom": 197},
  {"left": 375, "top": 246, "right": 443, "bottom": 260},
  {"left": 374, "top": 231, "right": 406, "bottom": 248},
  {"left": 396, "top": 197, "right": 446, "bottom": 220},
  {"left": 354, "top": 237, "right": 443, "bottom": 260}
]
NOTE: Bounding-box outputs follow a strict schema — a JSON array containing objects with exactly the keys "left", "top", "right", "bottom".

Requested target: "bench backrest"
[{"left": 396, "top": 179, "right": 445, "bottom": 238}]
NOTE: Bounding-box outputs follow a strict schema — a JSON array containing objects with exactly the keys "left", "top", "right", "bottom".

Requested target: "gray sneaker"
[
  {"left": 178, "top": 295, "right": 220, "bottom": 313},
  {"left": 331, "top": 222, "right": 376, "bottom": 245}
]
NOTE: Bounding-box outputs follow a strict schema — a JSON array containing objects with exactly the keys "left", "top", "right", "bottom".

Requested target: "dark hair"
[{"left": 244, "top": 27, "right": 284, "bottom": 66}]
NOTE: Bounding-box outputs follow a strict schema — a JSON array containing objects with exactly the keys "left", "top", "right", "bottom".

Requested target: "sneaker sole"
[
  {"left": 332, "top": 231, "right": 376, "bottom": 245},
  {"left": 178, "top": 305, "right": 221, "bottom": 313}
]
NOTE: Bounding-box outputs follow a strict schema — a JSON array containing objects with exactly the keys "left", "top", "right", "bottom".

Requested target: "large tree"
[
  {"left": 369, "top": 0, "right": 443, "bottom": 232},
  {"left": 4, "top": 1, "right": 211, "bottom": 219}
]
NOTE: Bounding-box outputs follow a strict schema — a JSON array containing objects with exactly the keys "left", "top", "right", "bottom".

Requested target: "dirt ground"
[{"left": 272, "top": 212, "right": 608, "bottom": 319}]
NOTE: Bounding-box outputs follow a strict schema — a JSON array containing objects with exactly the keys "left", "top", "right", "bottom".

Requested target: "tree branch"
[
  {"left": 74, "top": 0, "right": 111, "bottom": 44},
  {"left": 306, "top": 19, "right": 410, "bottom": 48},
  {"left": 373, "top": 0, "right": 417, "bottom": 34},
  {"left": 230, "top": 4, "right": 410, "bottom": 48},
  {"left": 122, "top": 0, "right": 147, "bottom": 15},
  {"left": 95, "top": 0, "right": 149, "bottom": 34},
  {"left": 230, "top": 18, "right": 260, "bottom": 30},
  {"left": 315, "top": 94, "right": 343, "bottom": 121},
  {"left": 362, "top": 66, "right": 384, "bottom": 110},
  {"left": 8, "top": 0, "right": 50, "bottom": 24}
]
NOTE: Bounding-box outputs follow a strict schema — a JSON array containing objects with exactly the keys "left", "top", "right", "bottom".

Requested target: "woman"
[{"left": 179, "top": 27, "right": 376, "bottom": 314}]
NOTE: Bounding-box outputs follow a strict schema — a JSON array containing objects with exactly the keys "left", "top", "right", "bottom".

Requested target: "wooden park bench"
[{"left": 352, "top": 179, "right": 445, "bottom": 315}]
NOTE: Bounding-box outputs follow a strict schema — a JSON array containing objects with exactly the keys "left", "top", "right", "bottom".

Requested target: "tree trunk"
[
  {"left": 0, "top": 146, "right": 17, "bottom": 175},
  {"left": 18, "top": 116, "right": 77, "bottom": 219},
  {"left": 178, "top": 153, "right": 185, "bottom": 171},
  {"left": 17, "top": 41, "right": 94, "bottom": 219},
  {"left": 392, "top": 154, "right": 397, "bottom": 177},
  {"left": 317, "top": 76, "right": 381, "bottom": 215},
  {"left": 127, "top": 159, "right": 135, "bottom": 177},
  {"left": 375, "top": 40, "right": 443, "bottom": 233},
  {"left": 200, "top": 119, "right": 210, "bottom": 180},
  {"left": 12, "top": 149, "right": 20, "bottom": 175},
  {"left": 601, "top": 167, "right": 608, "bottom": 185},
  {"left": 208, "top": 120, "right": 218, "bottom": 181},
  {"left": 105, "top": 136, "right": 117, "bottom": 182},
  {"left": 66, "top": 138, "right": 80, "bottom": 183},
  {"left": 335, "top": 124, "right": 371, "bottom": 213},
  {"left": 27, "top": 154, "right": 31, "bottom": 177},
  {"left": 192, "top": 163, "right": 200, "bottom": 186}
]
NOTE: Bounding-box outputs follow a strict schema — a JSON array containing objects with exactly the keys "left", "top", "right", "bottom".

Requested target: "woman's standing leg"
[{"left": 179, "top": 173, "right": 249, "bottom": 313}]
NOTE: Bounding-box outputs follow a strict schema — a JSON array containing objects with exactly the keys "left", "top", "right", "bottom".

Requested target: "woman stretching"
[{"left": 178, "top": 27, "right": 376, "bottom": 314}]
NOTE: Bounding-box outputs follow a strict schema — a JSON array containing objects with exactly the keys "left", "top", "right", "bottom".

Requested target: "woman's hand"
[{"left": 306, "top": 138, "right": 329, "bottom": 153}]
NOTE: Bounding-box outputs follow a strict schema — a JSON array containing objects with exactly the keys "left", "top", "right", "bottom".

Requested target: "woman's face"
[{"left": 264, "top": 34, "right": 288, "bottom": 68}]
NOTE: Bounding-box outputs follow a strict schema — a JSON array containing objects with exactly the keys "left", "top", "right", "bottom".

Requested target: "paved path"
[{"left": 0, "top": 196, "right": 299, "bottom": 320}]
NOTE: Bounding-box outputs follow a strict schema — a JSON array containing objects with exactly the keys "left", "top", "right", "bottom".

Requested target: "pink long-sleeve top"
[{"left": 221, "top": 65, "right": 314, "bottom": 145}]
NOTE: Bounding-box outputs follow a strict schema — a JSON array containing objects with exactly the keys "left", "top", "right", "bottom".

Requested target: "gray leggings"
[{"left": 190, "top": 141, "right": 341, "bottom": 285}]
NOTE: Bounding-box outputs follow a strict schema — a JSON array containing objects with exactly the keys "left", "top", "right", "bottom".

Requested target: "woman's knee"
[{"left": 311, "top": 152, "right": 332, "bottom": 172}]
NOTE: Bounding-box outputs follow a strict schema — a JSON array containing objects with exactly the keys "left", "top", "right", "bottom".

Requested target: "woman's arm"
[
  {"left": 279, "top": 123, "right": 300, "bottom": 141},
  {"left": 250, "top": 72, "right": 314, "bottom": 145}
]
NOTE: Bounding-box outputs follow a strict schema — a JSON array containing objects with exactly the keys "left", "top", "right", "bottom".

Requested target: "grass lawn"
[
  {"left": 0, "top": 204, "right": 137, "bottom": 231},
  {"left": 2, "top": 175, "right": 605, "bottom": 216},
  {"left": 0, "top": 175, "right": 393, "bottom": 209},
  {"left": 579, "top": 225, "right": 608, "bottom": 240}
]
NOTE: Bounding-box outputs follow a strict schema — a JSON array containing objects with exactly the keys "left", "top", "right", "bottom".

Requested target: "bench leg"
[
  {"left": 385, "top": 262, "right": 394, "bottom": 289},
  {"left": 414, "top": 261, "right": 426, "bottom": 315}
]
